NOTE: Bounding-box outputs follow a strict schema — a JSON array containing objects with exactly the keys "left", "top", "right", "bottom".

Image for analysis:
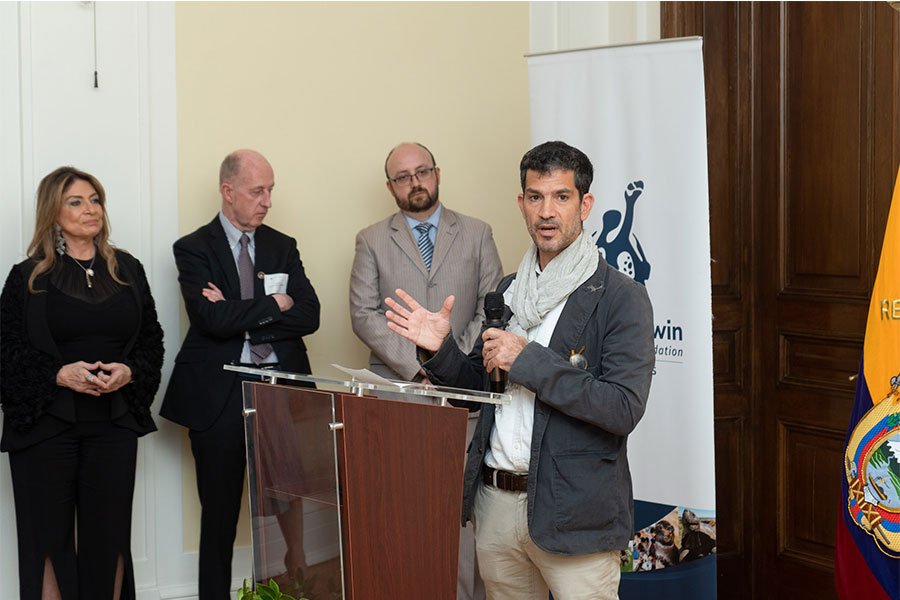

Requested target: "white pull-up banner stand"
[{"left": 527, "top": 38, "right": 716, "bottom": 599}]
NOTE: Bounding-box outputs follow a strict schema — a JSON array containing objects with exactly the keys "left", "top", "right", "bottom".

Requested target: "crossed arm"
[
  {"left": 174, "top": 238, "right": 319, "bottom": 342},
  {"left": 202, "top": 281, "right": 293, "bottom": 311}
]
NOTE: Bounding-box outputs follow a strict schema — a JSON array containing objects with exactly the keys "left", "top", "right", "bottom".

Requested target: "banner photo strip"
[{"left": 527, "top": 38, "right": 716, "bottom": 599}]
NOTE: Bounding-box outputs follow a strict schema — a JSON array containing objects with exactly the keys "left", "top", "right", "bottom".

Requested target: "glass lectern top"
[{"left": 225, "top": 364, "right": 511, "bottom": 405}]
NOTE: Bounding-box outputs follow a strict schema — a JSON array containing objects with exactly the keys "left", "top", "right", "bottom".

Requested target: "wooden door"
[
  {"left": 662, "top": 3, "right": 759, "bottom": 596},
  {"left": 755, "top": 3, "right": 898, "bottom": 597},
  {"left": 663, "top": 2, "right": 900, "bottom": 597}
]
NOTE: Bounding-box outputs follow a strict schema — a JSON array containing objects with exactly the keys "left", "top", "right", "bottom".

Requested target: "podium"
[{"left": 228, "top": 366, "right": 507, "bottom": 600}]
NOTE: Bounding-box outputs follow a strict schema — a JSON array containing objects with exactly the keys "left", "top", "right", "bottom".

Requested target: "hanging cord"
[{"left": 92, "top": 2, "right": 98, "bottom": 88}]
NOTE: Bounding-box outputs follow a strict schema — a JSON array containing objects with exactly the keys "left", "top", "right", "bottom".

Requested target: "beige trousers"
[
  {"left": 472, "top": 483, "right": 621, "bottom": 600},
  {"left": 459, "top": 413, "right": 487, "bottom": 600}
]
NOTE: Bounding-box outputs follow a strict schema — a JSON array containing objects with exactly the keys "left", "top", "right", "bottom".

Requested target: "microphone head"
[{"left": 484, "top": 291, "right": 505, "bottom": 320}]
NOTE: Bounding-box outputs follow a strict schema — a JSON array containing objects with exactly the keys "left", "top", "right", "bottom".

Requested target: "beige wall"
[{"left": 176, "top": 1, "right": 530, "bottom": 550}]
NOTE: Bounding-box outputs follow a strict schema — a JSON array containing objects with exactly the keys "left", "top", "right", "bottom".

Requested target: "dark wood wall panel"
[
  {"left": 872, "top": 3, "right": 900, "bottom": 265},
  {"left": 783, "top": 3, "right": 870, "bottom": 295},
  {"left": 758, "top": 2, "right": 896, "bottom": 597},
  {"left": 775, "top": 297, "right": 867, "bottom": 334},
  {"left": 779, "top": 333, "right": 862, "bottom": 394},
  {"left": 713, "top": 416, "right": 745, "bottom": 556},
  {"left": 662, "top": 2, "right": 900, "bottom": 598},
  {"left": 704, "top": 1, "right": 743, "bottom": 299},
  {"left": 712, "top": 415, "right": 748, "bottom": 595},
  {"left": 779, "top": 422, "right": 844, "bottom": 569},
  {"left": 712, "top": 329, "right": 741, "bottom": 390}
]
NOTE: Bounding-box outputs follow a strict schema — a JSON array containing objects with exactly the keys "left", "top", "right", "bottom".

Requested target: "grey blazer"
[
  {"left": 350, "top": 206, "right": 503, "bottom": 380},
  {"left": 424, "top": 257, "right": 655, "bottom": 554}
]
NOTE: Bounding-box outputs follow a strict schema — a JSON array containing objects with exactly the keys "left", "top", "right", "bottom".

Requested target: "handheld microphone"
[{"left": 484, "top": 292, "right": 508, "bottom": 393}]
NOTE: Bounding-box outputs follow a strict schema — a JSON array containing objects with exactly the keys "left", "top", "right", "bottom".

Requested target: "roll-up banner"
[{"left": 527, "top": 38, "right": 716, "bottom": 599}]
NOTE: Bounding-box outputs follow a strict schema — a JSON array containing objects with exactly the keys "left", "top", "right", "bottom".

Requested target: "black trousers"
[
  {"left": 8, "top": 421, "right": 138, "bottom": 600},
  {"left": 190, "top": 386, "right": 247, "bottom": 600}
]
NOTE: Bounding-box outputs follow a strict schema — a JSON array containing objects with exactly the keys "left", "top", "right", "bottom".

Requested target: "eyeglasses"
[{"left": 389, "top": 167, "right": 436, "bottom": 186}]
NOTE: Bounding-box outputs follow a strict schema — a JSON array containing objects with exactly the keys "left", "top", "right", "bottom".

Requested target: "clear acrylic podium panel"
[
  {"left": 242, "top": 381, "right": 344, "bottom": 600},
  {"left": 231, "top": 365, "right": 508, "bottom": 600}
]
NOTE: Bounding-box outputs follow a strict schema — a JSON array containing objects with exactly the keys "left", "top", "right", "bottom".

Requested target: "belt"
[{"left": 482, "top": 465, "right": 528, "bottom": 492}]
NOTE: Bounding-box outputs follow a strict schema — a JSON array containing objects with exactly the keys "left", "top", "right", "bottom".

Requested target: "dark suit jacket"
[
  {"left": 423, "top": 257, "right": 655, "bottom": 555},
  {"left": 160, "top": 216, "right": 320, "bottom": 431},
  {"left": 0, "top": 251, "right": 164, "bottom": 452}
]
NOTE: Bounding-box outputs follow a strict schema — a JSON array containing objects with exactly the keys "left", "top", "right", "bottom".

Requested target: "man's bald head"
[
  {"left": 220, "top": 149, "right": 272, "bottom": 186},
  {"left": 219, "top": 149, "right": 275, "bottom": 231},
  {"left": 384, "top": 143, "right": 436, "bottom": 179}
]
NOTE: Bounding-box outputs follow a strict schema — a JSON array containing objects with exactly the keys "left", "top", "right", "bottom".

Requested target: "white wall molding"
[
  {"left": 0, "top": 1, "right": 25, "bottom": 586},
  {"left": 530, "top": 1, "right": 661, "bottom": 54},
  {"left": 0, "top": 2, "right": 185, "bottom": 597}
]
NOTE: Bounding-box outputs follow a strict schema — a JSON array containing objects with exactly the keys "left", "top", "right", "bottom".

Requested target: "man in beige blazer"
[
  {"left": 350, "top": 142, "right": 503, "bottom": 382},
  {"left": 349, "top": 142, "right": 502, "bottom": 600}
]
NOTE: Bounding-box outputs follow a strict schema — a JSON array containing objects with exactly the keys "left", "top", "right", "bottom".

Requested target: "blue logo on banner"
[{"left": 593, "top": 181, "right": 651, "bottom": 285}]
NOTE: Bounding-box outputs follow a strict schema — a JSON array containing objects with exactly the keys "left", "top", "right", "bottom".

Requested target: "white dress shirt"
[{"left": 483, "top": 278, "right": 568, "bottom": 474}]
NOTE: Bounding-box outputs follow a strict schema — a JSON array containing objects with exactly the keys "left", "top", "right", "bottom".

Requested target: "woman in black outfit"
[{"left": 0, "top": 166, "right": 164, "bottom": 599}]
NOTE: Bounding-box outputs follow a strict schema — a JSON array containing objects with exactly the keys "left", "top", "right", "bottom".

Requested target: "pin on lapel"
[{"left": 569, "top": 346, "right": 588, "bottom": 369}]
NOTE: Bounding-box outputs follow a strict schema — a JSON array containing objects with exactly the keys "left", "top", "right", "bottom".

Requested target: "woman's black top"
[
  {"left": 0, "top": 249, "right": 164, "bottom": 451},
  {"left": 47, "top": 256, "right": 139, "bottom": 421}
]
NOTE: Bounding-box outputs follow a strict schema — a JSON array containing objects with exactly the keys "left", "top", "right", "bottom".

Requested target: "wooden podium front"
[
  {"left": 336, "top": 393, "right": 468, "bottom": 600},
  {"left": 243, "top": 382, "right": 469, "bottom": 600}
]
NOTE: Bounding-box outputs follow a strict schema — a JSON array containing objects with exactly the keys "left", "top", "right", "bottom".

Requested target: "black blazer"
[
  {"left": 160, "top": 216, "right": 320, "bottom": 431},
  {"left": 0, "top": 251, "right": 164, "bottom": 452}
]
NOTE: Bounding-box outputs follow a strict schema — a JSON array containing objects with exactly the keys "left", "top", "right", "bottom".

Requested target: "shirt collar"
[
  {"left": 218, "top": 211, "right": 255, "bottom": 249},
  {"left": 403, "top": 202, "right": 442, "bottom": 232}
]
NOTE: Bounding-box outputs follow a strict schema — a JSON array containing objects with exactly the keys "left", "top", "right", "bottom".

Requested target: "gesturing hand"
[{"left": 385, "top": 288, "right": 454, "bottom": 353}]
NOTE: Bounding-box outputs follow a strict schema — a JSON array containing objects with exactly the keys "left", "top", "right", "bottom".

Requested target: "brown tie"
[{"left": 239, "top": 234, "right": 274, "bottom": 364}]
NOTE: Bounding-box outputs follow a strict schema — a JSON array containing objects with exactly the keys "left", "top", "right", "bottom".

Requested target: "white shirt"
[
  {"left": 483, "top": 278, "right": 568, "bottom": 474},
  {"left": 218, "top": 212, "right": 279, "bottom": 365}
]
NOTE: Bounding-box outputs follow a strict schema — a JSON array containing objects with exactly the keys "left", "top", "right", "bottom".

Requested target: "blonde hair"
[{"left": 26, "top": 166, "right": 126, "bottom": 293}]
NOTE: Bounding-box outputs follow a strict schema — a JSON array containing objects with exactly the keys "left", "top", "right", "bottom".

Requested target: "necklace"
[{"left": 67, "top": 252, "right": 97, "bottom": 288}]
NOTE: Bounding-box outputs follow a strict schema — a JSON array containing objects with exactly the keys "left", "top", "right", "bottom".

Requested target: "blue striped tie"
[{"left": 415, "top": 222, "right": 434, "bottom": 271}]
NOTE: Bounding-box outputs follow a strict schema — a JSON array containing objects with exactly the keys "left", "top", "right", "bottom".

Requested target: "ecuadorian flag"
[{"left": 835, "top": 168, "right": 900, "bottom": 600}]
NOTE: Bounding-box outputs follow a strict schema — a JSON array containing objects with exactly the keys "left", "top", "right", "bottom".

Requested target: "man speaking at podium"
[
  {"left": 161, "top": 149, "right": 320, "bottom": 600},
  {"left": 385, "top": 141, "right": 654, "bottom": 600}
]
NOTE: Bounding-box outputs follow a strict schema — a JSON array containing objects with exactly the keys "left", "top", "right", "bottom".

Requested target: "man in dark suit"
[
  {"left": 385, "top": 141, "right": 654, "bottom": 600},
  {"left": 161, "top": 149, "right": 320, "bottom": 600}
]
